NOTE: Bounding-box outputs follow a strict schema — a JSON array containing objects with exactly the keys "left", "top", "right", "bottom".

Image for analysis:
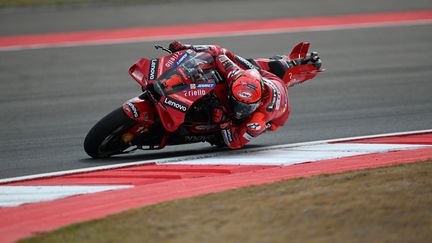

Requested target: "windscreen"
[{"left": 154, "top": 52, "right": 220, "bottom": 96}]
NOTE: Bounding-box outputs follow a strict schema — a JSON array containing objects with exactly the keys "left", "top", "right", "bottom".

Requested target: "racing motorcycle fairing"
[
  {"left": 153, "top": 51, "right": 222, "bottom": 132},
  {"left": 122, "top": 96, "right": 156, "bottom": 127},
  {"left": 126, "top": 50, "right": 223, "bottom": 134},
  {"left": 128, "top": 50, "right": 195, "bottom": 90},
  {"left": 129, "top": 58, "right": 152, "bottom": 90}
]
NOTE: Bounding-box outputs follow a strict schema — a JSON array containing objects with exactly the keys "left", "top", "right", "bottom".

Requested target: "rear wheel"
[{"left": 84, "top": 107, "right": 136, "bottom": 158}]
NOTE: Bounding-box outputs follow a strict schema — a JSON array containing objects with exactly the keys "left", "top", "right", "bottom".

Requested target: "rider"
[{"left": 168, "top": 40, "right": 321, "bottom": 149}]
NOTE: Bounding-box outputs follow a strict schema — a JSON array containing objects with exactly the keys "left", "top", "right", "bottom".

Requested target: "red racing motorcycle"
[{"left": 84, "top": 42, "right": 322, "bottom": 158}]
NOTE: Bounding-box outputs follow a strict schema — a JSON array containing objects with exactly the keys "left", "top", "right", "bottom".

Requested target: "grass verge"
[{"left": 21, "top": 161, "right": 432, "bottom": 243}]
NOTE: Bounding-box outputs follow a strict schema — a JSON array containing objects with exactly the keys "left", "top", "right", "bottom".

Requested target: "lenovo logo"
[
  {"left": 149, "top": 59, "right": 158, "bottom": 80},
  {"left": 163, "top": 97, "right": 188, "bottom": 112}
]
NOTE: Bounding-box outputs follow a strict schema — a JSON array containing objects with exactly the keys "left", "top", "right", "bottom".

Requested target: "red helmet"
[{"left": 229, "top": 69, "right": 263, "bottom": 119}]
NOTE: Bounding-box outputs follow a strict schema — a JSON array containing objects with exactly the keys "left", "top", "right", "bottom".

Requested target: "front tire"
[{"left": 84, "top": 107, "right": 136, "bottom": 158}]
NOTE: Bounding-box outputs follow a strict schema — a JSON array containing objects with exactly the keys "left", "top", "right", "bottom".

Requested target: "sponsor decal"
[
  {"left": 148, "top": 59, "right": 158, "bottom": 80},
  {"left": 218, "top": 55, "right": 229, "bottom": 63},
  {"left": 192, "top": 45, "right": 211, "bottom": 51},
  {"left": 190, "top": 83, "right": 197, "bottom": 89},
  {"left": 196, "top": 83, "right": 216, "bottom": 88},
  {"left": 175, "top": 52, "right": 189, "bottom": 67},
  {"left": 184, "top": 89, "right": 206, "bottom": 97},
  {"left": 227, "top": 69, "right": 240, "bottom": 79},
  {"left": 263, "top": 78, "right": 281, "bottom": 112},
  {"left": 235, "top": 55, "right": 257, "bottom": 70},
  {"left": 222, "top": 128, "right": 233, "bottom": 145},
  {"left": 238, "top": 91, "right": 252, "bottom": 99},
  {"left": 126, "top": 102, "right": 139, "bottom": 118},
  {"left": 243, "top": 132, "right": 254, "bottom": 141},
  {"left": 163, "top": 97, "right": 188, "bottom": 112},
  {"left": 276, "top": 91, "right": 281, "bottom": 110},
  {"left": 247, "top": 123, "right": 261, "bottom": 131},
  {"left": 194, "top": 124, "right": 218, "bottom": 130},
  {"left": 246, "top": 83, "right": 257, "bottom": 91},
  {"left": 219, "top": 56, "right": 234, "bottom": 71},
  {"left": 184, "top": 135, "right": 215, "bottom": 143},
  {"left": 165, "top": 52, "right": 180, "bottom": 68}
]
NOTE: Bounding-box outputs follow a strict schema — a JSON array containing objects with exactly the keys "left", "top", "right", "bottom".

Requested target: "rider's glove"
[
  {"left": 168, "top": 40, "right": 187, "bottom": 52},
  {"left": 220, "top": 120, "right": 232, "bottom": 130},
  {"left": 219, "top": 119, "right": 241, "bottom": 148}
]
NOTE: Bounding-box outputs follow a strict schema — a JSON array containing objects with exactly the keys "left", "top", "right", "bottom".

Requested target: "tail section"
[
  {"left": 252, "top": 42, "right": 323, "bottom": 88},
  {"left": 289, "top": 42, "right": 310, "bottom": 60},
  {"left": 283, "top": 42, "right": 324, "bottom": 87},
  {"left": 283, "top": 64, "right": 322, "bottom": 87}
]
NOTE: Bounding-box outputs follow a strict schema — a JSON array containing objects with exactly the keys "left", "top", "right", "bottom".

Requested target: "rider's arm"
[
  {"left": 169, "top": 40, "right": 321, "bottom": 78},
  {"left": 169, "top": 40, "right": 233, "bottom": 57},
  {"left": 254, "top": 54, "right": 320, "bottom": 75},
  {"left": 220, "top": 111, "right": 268, "bottom": 149},
  {"left": 169, "top": 40, "right": 259, "bottom": 70}
]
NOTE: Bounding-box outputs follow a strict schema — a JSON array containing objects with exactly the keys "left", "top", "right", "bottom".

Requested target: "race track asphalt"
[{"left": 1, "top": 0, "right": 431, "bottom": 178}]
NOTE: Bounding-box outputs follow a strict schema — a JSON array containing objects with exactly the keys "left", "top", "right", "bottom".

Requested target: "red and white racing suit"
[{"left": 169, "top": 41, "right": 312, "bottom": 149}]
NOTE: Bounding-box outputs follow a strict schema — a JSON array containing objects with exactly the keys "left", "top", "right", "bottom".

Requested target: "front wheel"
[{"left": 84, "top": 107, "right": 136, "bottom": 158}]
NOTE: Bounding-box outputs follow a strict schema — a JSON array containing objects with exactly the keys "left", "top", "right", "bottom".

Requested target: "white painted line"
[
  {"left": 0, "top": 185, "right": 133, "bottom": 207},
  {"left": 0, "top": 129, "right": 431, "bottom": 184},
  {"left": 165, "top": 143, "right": 428, "bottom": 166}
]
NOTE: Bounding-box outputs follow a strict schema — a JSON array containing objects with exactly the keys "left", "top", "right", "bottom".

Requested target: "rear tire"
[{"left": 84, "top": 107, "right": 136, "bottom": 158}]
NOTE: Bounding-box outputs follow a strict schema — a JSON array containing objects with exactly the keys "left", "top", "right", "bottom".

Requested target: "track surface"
[{"left": 1, "top": 0, "right": 432, "bottom": 178}]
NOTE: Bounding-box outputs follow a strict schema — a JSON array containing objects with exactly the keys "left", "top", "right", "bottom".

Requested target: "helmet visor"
[{"left": 230, "top": 95, "right": 260, "bottom": 120}]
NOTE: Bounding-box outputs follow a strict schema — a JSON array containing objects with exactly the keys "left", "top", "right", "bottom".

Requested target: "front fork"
[{"left": 121, "top": 96, "right": 161, "bottom": 147}]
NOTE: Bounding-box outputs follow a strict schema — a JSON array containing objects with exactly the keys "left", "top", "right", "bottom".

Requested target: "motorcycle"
[{"left": 84, "top": 42, "right": 323, "bottom": 158}]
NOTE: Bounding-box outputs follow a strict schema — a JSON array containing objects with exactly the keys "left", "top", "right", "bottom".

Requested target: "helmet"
[{"left": 229, "top": 69, "right": 263, "bottom": 119}]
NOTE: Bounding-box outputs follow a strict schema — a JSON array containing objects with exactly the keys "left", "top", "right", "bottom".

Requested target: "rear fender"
[{"left": 122, "top": 97, "right": 156, "bottom": 127}]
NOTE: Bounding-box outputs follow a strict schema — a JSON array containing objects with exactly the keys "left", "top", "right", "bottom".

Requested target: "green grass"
[{"left": 20, "top": 161, "right": 432, "bottom": 243}]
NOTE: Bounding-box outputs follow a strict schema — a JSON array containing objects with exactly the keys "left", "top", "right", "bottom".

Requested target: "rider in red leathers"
[{"left": 168, "top": 40, "right": 322, "bottom": 149}]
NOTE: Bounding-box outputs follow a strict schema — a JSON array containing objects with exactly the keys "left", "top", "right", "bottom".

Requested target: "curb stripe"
[
  {"left": 1, "top": 10, "right": 431, "bottom": 51},
  {"left": 1, "top": 146, "right": 431, "bottom": 243},
  {"left": 335, "top": 132, "right": 432, "bottom": 145},
  {"left": 0, "top": 131, "right": 431, "bottom": 243},
  {"left": 2, "top": 129, "right": 432, "bottom": 184}
]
